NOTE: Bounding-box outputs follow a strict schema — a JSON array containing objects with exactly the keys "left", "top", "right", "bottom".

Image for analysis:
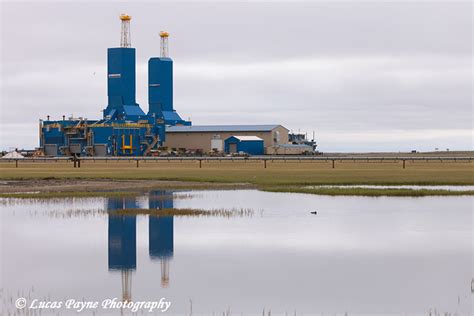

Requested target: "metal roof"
[
  {"left": 161, "top": 111, "right": 184, "bottom": 121},
  {"left": 166, "top": 124, "right": 284, "bottom": 133},
  {"left": 2, "top": 151, "right": 25, "bottom": 159},
  {"left": 123, "top": 105, "right": 146, "bottom": 116},
  {"left": 228, "top": 136, "right": 263, "bottom": 141}
]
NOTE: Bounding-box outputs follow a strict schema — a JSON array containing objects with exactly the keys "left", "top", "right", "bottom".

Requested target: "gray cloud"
[{"left": 1, "top": 1, "right": 472, "bottom": 152}]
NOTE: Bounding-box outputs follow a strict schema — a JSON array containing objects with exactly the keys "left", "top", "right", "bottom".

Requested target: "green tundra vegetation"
[{"left": 0, "top": 160, "right": 473, "bottom": 197}]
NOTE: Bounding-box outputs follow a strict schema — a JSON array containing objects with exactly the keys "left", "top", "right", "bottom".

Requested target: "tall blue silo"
[
  {"left": 147, "top": 32, "right": 190, "bottom": 126},
  {"left": 104, "top": 47, "right": 146, "bottom": 121}
]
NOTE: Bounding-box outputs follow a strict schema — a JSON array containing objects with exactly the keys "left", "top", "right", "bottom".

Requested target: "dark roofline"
[{"left": 166, "top": 124, "right": 289, "bottom": 133}]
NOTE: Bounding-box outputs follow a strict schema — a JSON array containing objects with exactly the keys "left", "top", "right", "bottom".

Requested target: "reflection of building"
[
  {"left": 106, "top": 192, "right": 176, "bottom": 299},
  {"left": 149, "top": 190, "right": 174, "bottom": 210},
  {"left": 148, "top": 190, "right": 174, "bottom": 288},
  {"left": 107, "top": 197, "right": 137, "bottom": 302}
]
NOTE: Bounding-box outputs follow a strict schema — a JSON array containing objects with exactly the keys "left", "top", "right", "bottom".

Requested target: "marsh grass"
[
  {"left": 0, "top": 190, "right": 204, "bottom": 200},
  {"left": 1, "top": 161, "right": 473, "bottom": 197},
  {"left": 0, "top": 191, "right": 139, "bottom": 199},
  {"left": 112, "top": 207, "right": 254, "bottom": 217},
  {"left": 263, "top": 186, "right": 474, "bottom": 196},
  {"left": 1, "top": 161, "right": 473, "bottom": 186},
  {"left": 36, "top": 207, "right": 255, "bottom": 218},
  {"left": 1, "top": 186, "right": 473, "bottom": 199}
]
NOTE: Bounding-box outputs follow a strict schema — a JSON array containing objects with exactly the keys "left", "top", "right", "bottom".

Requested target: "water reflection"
[
  {"left": 3, "top": 190, "right": 472, "bottom": 313},
  {"left": 107, "top": 197, "right": 137, "bottom": 302},
  {"left": 149, "top": 190, "right": 174, "bottom": 288},
  {"left": 106, "top": 191, "right": 175, "bottom": 301}
]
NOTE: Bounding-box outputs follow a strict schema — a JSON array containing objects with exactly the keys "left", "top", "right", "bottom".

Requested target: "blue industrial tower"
[
  {"left": 105, "top": 47, "right": 146, "bottom": 120},
  {"left": 39, "top": 15, "right": 190, "bottom": 157},
  {"left": 148, "top": 31, "right": 190, "bottom": 126}
]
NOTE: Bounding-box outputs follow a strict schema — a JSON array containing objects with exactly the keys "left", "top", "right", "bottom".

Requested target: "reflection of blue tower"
[
  {"left": 107, "top": 196, "right": 139, "bottom": 212},
  {"left": 107, "top": 196, "right": 137, "bottom": 301},
  {"left": 149, "top": 216, "right": 174, "bottom": 259},
  {"left": 148, "top": 190, "right": 174, "bottom": 287},
  {"left": 108, "top": 214, "right": 136, "bottom": 270},
  {"left": 149, "top": 190, "right": 174, "bottom": 210}
]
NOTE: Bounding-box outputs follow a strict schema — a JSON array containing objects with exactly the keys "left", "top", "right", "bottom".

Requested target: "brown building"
[{"left": 165, "top": 124, "right": 289, "bottom": 153}]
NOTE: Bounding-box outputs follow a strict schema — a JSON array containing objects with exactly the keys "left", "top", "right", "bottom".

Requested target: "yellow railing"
[{"left": 121, "top": 134, "right": 133, "bottom": 153}]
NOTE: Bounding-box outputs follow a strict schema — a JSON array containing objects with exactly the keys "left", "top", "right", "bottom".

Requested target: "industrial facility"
[
  {"left": 39, "top": 15, "right": 315, "bottom": 157},
  {"left": 165, "top": 124, "right": 289, "bottom": 154}
]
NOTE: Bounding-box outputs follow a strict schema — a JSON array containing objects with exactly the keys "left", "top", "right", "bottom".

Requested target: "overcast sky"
[{"left": 1, "top": 1, "right": 472, "bottom": 152}]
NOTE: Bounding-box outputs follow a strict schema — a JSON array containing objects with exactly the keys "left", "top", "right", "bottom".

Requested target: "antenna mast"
[
  {"left": 160, "top": 31, "right": 169, "bottom": 57},
  {"left": 120, "top": 14, "right": 132, "bottom": 48}
]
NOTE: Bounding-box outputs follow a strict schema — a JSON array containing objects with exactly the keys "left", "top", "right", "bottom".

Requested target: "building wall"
[
  {"left": 224, "top": 138, "right": 264, "bottom": 155},
  {"left": 164, "top": 126, "right": 288, "bottom": 152}
]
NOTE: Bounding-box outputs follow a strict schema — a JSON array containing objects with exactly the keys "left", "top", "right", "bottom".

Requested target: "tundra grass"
[
  {"left": 2, "top": 186, "right": 472, "bottom": 198},
  {"left": 111, "top": 207, "right": 254, "bottom": 217},
  {"left": 262, "top": 186, "right": 474, "bottom": 197},
  {"left": 1, "top": 161, "right": 473, "bottom": 185},
  {"left": 1, "top": 161, "right": 473, "bottom": 198},
  {"left": 0, "top": 191, "right": 140, "bottom": 199}
]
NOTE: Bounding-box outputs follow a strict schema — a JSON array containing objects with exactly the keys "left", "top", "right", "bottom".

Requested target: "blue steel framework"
[{"left": 39, "top": 28, "right": 189, "bottom": 156}]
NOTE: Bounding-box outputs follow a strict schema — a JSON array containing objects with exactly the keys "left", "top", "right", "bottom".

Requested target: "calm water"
[{"left": 1, "top": 190, "right": 473, "bottom": 315}]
